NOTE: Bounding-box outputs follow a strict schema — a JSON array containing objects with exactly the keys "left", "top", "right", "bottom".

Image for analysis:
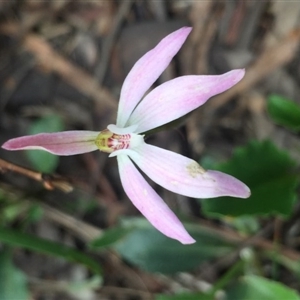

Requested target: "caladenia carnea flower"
[{"left": 2, "top": 27, "right": 250, "bottom": 244}]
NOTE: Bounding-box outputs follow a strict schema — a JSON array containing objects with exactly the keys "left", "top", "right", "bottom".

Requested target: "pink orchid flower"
[{"left": 2, "top": 27, "right": 250, "bottom": 244}]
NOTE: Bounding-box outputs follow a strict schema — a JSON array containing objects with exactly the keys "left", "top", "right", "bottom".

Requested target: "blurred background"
[{"left": 1, "top": 1, "right": 300, "bottom": 299}]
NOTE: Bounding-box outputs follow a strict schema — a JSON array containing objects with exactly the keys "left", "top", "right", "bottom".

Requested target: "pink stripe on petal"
[
  {"left": 128, "top": 69, "right": 245, "bottom": 133},
  {"left": 126, "top": 143, "right": 251, "bottom": 199},
  {"left": 117, "top": 27, "right": 192, "bottom": 128},
  {"left": 2, "top": 131, "right": 99, "bottom": 155},
  {"left": 117, "top": 154, "right": 195, "bottom": 244}
]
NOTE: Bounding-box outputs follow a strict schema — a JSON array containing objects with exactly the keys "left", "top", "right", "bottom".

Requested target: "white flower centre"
[{"left": 95, "top": 125, "right": 144, "bottom": 154}]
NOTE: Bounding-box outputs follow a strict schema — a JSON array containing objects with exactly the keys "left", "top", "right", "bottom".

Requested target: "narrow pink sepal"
[
  {"left": 126, "top": 143, "right": 251, "bottom": 199},
  {"left": 117, "top": 27, "right": 192, "bottom": 128},
  {"left": 2, "top": 131, "right": 99, "bottom": 155},
  {"left": 128, "top": 69, "right": 245, "bottom": 133},
  {"left": 117, "top": 154, "right": 196, "bottom": 244}
]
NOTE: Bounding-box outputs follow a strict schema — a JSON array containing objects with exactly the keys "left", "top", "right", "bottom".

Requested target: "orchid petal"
[
  {"left": 117, "top": 27, "right": 192, "bottom": 128},
  {"left": 117, "top": 154, "right": 195, "bottom": 244},
  {"left": 2, "top": 131, "right": 99, "bottom": 155},
  {"left": 128, "top": 69, "right": 245, "bottom": 133},
  {"left": 107, "top": 124, "right": 138, "bottom": 135},
  {"left": 125, "top": 143, "right": 251, "bottom": 199}
]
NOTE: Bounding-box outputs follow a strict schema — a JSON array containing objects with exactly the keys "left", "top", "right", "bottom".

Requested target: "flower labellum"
[{"left": 2, "top": 27, "right": 250, "bottom": 244}]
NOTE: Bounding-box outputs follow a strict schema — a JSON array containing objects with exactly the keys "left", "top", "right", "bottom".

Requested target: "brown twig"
[
  {"left": 0, "top": 22, "right": 118, "bottom": 112},
  {"left": 197, "top": 221, "right": 274, "bottom": 279},
  {"left": 190, "top": 1, "right": 221, "bottom": 74},
  {"left": 100, "top": 286, "right": 153, "bottom": 300},
  {"left": 193, "top": 28, "right": 300, "bottom": 147},
  {"left": 184, "top": 0, "right": 214, "bottom": 75},
  {"left": 94, "top": 0, "right": 133, "bottom": 85},
  {"left": 0, "top": 181, "right": 101, "bottom": 242},
  {"left": 23, "top": 33, "right": 117, "bottom": 110},
  {"left": 0, "top": 158, "right": 73, "bottom": 193},
  {"left": 0, "top": 54, "right": 36, "bottom": 111},
  {"left": 198, "top": 219, "right": 300, "bottom": 262},
  {"left": 41, "top": 203, "right": 101, "bottom": 242},
  {"left": 211, "top": 28, "right": 300, "bottom": 110}
]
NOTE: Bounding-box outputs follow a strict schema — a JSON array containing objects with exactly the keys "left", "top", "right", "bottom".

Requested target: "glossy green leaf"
[
  {"left": 89, "top": 227, "right": 133, "bottom": 249},
  {"left": 226, "top": 275, "right": 300, "bottom": 300},
  {"left": 0, "top": 249, "right": 29, "bottom": 300},
  {"left": 26, "top": 114, "right": 64, "bottom": 173},
  {"left": 202, "top": 140, "right": 298, "bottom": 217},
  {"left": 114, "top": 220, "right": 233, "bottom": 274},
  {"left": 0, "top": 228, "right": 102, "bottom": 275},
  {"left": 267, "top": 94, "right": 300, "bottom": 131}
]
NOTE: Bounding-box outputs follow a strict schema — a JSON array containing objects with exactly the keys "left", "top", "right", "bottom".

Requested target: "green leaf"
[
  {"left": 0, "top": 249, "right": 29, "bottom": 300},
  {"left": 265, "top": 251, "right": 300, "bottom": 280},
  {"left": 267, "top": 94, "right": 300, "bottom": 131},
  {"left": 156, "top": 293, "right": 213, "bottom": 300},
  {"left": 26, "top": 204, "right": 44, "bottom": 223},
  {"left": 229, "top": 216, "right": 260, "bottom": 235},
  {"left": 89, "top": 227, "right": 133, "bottom": 249},
  {"left": 2, "top": 202, "right": 29, "bottom": 223},
  {"left": 26, "top": 114, "right": 64, "bottom": 173},
  {"left": 114, "top": 220, "right": 233, "bottom": 274},
  {"left": 226, "top": 275, "right": 300, "bottom": 300},
  {"left": 0, "top": 228, "right": 102, "bottom": 275},
  {"left": 202, "top": 140, "right": 298, "bottom": 217}
]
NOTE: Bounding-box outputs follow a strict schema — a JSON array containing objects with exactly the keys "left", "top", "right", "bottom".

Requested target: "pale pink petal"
[
  {"left": 2, "top": 131, "right": 99, "bottom": 155},
  {"left": 128, "top": 69, "right": 245, "bottom": 133},
  {"left": 117, "top": 27, "right": 192, "bottom": 128},
  {"left": 125, "top": 143, "right": 251, "bottom": 199},
  {"left": 107, "top": 124, "right": 138, "bottom": 135},
  {"left": 117, "top": 154, "right": 195, "bottom": 244}
]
